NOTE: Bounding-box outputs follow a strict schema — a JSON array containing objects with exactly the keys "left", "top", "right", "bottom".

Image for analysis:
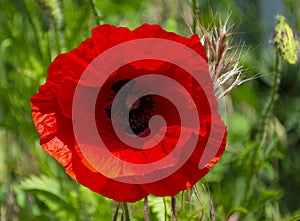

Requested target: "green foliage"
[
  {"left": 19, "top": 175, "right": 76, "bottom": 220},
  {"left": 0, "top": 0, "right": 300, "bottom": 220}
]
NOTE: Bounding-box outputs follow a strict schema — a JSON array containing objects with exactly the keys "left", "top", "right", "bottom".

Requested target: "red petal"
[{"left": 30, "top": 23, "right": 226, "bottom": 203}]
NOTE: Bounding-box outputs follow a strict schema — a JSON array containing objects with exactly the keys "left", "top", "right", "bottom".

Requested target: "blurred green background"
[{"left": 0, "top": 0, "right": 300, "bottom": 220}]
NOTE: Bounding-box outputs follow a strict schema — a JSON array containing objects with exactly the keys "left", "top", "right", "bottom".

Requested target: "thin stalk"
[
  {"left": 257, "top": 51, "right": 280, "bottom": 147},
  {"left": 181, "top": 191, "right": 184, "bottom": 210},
  {"left": 113, "top": 202, "right": 120, "bottom": 221},
  {"left": 163, "top": 198, "right": 167, "bottom": 221},
  {"left": 122, "top": 202, "right": 130, "bottom": 221},
  {"left": 171, "top": 196, "right": 177, "bottom": 221},
  {"left": 253, "top": 50, "right": 281, "bottom": 170},
  {"left": 88, "top": 0, "right": 101, "bottom": 25},
  {"left": 243, "top": 50, "right": 281, "bottom": 206},
  {"left": 210, "top": 197, "right": 215, "bottom": 221},
  {"left": 192, "top": 0, "right": 197, "bottom": 33},
  {"left": 144, "top": 197, "right": 149, "bottom": 221}
]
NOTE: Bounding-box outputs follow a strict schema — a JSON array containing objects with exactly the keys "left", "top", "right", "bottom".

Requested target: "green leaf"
[{"left": 19, "top": 175, "right": 77, "bottom": 219}]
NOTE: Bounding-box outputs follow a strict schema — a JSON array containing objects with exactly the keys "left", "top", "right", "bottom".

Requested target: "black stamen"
[
  {"left": 111, "top": 79, "right": 131, "bottom": 93},
  {"left": 104, "top": 79, "right": 156, "bottom": 136}
]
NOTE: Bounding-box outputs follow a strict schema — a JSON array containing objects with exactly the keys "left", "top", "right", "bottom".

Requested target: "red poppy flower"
[{"left": 30, "top": 24, "right": 227, "bottom": 202}]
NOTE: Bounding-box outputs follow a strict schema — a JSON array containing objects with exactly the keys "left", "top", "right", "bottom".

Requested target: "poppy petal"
[{"left": 30, "top": 24, "right": 227, "bottom": 202}]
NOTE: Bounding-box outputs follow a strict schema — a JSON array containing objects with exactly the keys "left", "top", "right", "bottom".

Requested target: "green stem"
[
  {"left": 243, "top": 50, "right": 281, "bottom": 207},
  {"left": 257, "top": 51, "right": 280, "bottom": 147},
  {"left": 122, "top": 202, "right": 131, "bottom": 221},
  {"left": 163, "top": 197, "right": 167, "bottom": 221},
  {"left": 192, "top": 0, "right": 197, "bottom": 33},
  {"left": 88, "top": 0, "right": 101, "bottom": 25}
]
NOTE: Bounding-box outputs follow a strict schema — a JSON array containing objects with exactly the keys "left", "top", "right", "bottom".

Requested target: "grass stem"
[{"left": 192, "top": 0, "right": 197, "bottom": 33}]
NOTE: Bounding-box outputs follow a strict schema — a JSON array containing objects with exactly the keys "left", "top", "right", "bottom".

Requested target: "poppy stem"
[
  {"left": 171, "top": 196, "right": 177, "bottom": 221},
  {"left": 113, "top": 202, "right": 120, "bottom": 221},
  {"left": 257, "top": 50, "right": 281, "bottom": 152},
  {"left": 163, "top": 198, "right": 168, "bottom": 221},
  {"left": 122, "top": 202, "right": 131, "bottom": 221},
  {"left": 189, "top": 188, "right": 193, "bottom": 211},
  {"left": 144, "top": 197, "right": 149, "bottom": 221},
  {"left": 210, "top": 197, "right": 215, "bottom": 221},
  {"left": 243, "top": 50, "right": 281, "bottom": 207},
  {"left": 181, "top": 191, "right": 184, "bottom": 210}
]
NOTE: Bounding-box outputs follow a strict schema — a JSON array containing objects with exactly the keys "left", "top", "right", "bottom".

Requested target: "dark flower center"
[{"left": 104, "top": 79, "right": 156, "bottom": 136}]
